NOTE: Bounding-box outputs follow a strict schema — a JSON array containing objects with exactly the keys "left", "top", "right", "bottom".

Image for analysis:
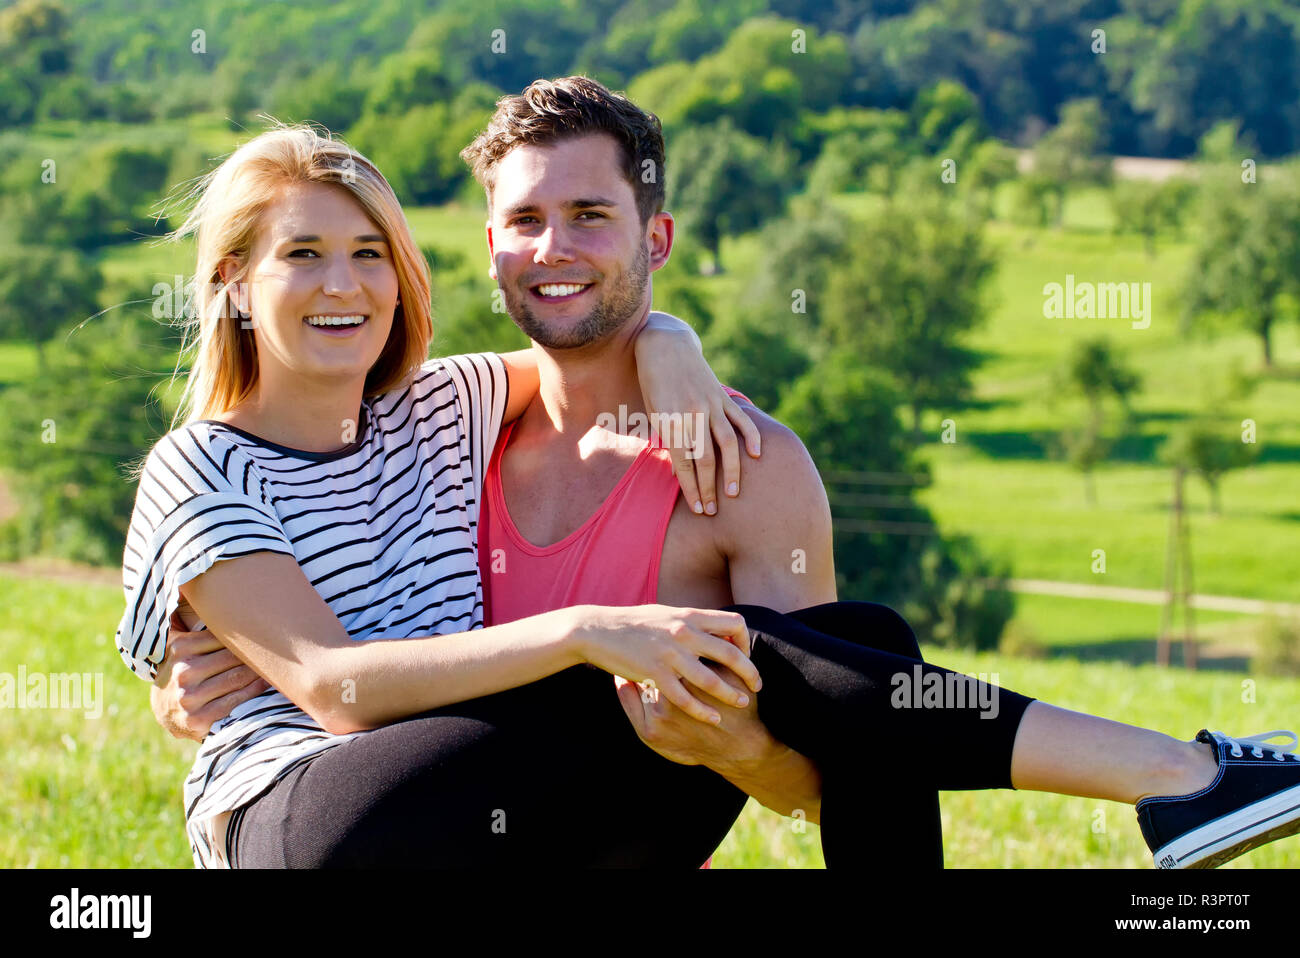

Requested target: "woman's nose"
[{"left": 322, "top": 254, "right": 362, "bottom": 297}]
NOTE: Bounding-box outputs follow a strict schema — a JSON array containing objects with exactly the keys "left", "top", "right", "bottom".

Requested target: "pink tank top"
[
  {"left": 480, "top": 418, "right": 677, "bottom": 624},
  {"left": 479, "top": 391, "right": 749, "bottom": 869}
]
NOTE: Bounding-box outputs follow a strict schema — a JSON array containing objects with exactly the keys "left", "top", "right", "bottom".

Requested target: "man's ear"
[
  {"left": 648, "top": 211, "right": 674, "bottom": 272},
  {"left": 485, "top": 221, "right": 498, "bottom": 282}
]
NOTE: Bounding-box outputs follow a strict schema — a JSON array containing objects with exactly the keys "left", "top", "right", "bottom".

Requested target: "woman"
[{"left": 121, "top": 124, "right": 1300, "bottom": 870}]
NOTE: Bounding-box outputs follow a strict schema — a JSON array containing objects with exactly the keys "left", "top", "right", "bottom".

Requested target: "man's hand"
[
  {"left": 614, "top": 660, "right": 822, "bottom": 822},
  {"left": 151, "top": 609, "right": 270, "bottom": 741}
]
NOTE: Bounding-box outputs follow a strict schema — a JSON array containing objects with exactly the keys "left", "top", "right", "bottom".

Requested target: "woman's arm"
[
  {"left": 495, "top": 312, "right": 761, "bottom": 514},
  {"left": 498, "top": 349, "right": 540, "bottom": 423},
  {"left": 179, "top": 551, "right": 759, "bottom": 735}
]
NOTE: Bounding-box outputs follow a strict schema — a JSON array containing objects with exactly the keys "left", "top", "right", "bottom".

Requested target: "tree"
[
  {"left": 1109, "top": 177, "right": 1195, "bottom": 256},
  {"left": 1104, "top": 0, "right": 1300, "bottom": 156},
  {"left": 0, "top": 244, "right": 103, "bottom": 370},
  {"left": 821, "top": 191, "right": 995, "bottom": 438},
  {"left": 629, "top": 17, "right": 851, "bottom": 142},
  {"left": 776, "top": 351, "right": 1014, "bottom": 650},
  {"left": 666, "top": 120, "right": 793, "bottom": 273},
  {"left": 776, "top": 351, "right": 930, "bottom": 606},
  {"left": 1032, "top": 98, "right": 1111, "bottom": 226},
  {"left": 1052, "top": 337, "right": 1141, "bottom": 506},
  {"left": 349, "top": 83, "right": 498, "bottom": 206},
  {"left": 1184, "top": 164, "right": 1300, "bottom": 368},
  {"left": 803, "top": 108, "right": 912, "bottom": 195},
  {"left": 0, "top": 0, "right": 74, "bottom": 127},
  {"left": 0, "top": 312, "right": 166, "bottom": 563},
  {"left": 1159, "top": 420, "right": 1258, "bottom": 517}
]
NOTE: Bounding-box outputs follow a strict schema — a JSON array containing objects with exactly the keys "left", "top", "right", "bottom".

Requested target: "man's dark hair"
[{"left": 460, "top": 76, "right": 666, "bottom": 224}]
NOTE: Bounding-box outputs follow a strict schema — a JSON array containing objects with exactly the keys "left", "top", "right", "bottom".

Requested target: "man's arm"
[
  {"left": 708, "top": 410, "right": 835, "bottom": 822},
  {"left": 615, "top": 407, "right": 835, "bottom": 822}
]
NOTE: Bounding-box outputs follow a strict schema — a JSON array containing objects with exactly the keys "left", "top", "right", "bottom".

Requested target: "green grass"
[
  {"left": 0, "top": 574, "right": 195, "bottom": 867},
  {"left": 713, "top": 646, "right": 1300, "bottom": 869},
  {"left": 906, "top": 217, "right": 1300, "bottom": 603},
  {"left": 5, "top": 571, "right": 1296, "bottom": 869}
]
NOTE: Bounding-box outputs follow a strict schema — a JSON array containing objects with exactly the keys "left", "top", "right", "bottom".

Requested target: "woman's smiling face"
[{"left": 230, "top": 180, "right": 399, "bottom": 387}]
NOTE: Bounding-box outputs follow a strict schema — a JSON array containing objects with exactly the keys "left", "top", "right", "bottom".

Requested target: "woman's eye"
[
  {"left": 355, "top": 248, "right": 382, "bottom": 258},
  {"left": 288, "top": 248, "right": 318, "bottom": 258}
]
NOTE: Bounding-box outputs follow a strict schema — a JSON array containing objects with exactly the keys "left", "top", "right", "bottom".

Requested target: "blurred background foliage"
[{"left": 1, "top": 0, "right": 1299, "bottom": 661}]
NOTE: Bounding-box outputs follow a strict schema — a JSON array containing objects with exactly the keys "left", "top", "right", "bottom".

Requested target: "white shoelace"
[{"left": 1212, "top": 730, "right": 1300, "bottom": 761}]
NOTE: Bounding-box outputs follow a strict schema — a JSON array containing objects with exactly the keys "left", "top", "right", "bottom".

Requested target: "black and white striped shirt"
[{"left": 115, "top": 353, "right": 508, "bottom": 867}]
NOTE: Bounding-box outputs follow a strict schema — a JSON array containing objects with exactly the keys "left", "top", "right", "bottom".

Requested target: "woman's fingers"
[
  {"left": 670, "top": 448, "right": 706, "bottom": 516},
  {"left": 681, "top": 655, "right": 751, "bottom": 709},
  {"left": 174, "top": 646, "right": 248, "bottom": 690},
  {"left": 167, "top": 628, "right": 225, "bottom": 658},
  {"left": 660, "top": 675, "right": 722, "bottom": 726},
  {"left": 710, "top": 401, "right": 743, "bottom": 500},
  {"left": 686, "top": 608, "right": 754, "bottom": 655},
  {"left": 724, "top": 396, "right": 762, "bottom": 460},
  {"left": 687, "top": 418, "right": 718, "bottom": 515},
  {"left": 194, "top": 678, "right": 272, "bottom": 737}
]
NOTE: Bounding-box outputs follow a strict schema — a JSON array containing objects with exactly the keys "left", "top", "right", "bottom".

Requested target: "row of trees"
[{"left": 10, "top": 0, "right": 1300, "bottom": 160}]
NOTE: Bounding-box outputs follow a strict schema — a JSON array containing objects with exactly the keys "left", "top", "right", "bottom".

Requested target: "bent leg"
[
  {"left": 783, "top": 601, "right": 944, "bottom": 870},
  {"left": 720, "top": 602, "right": 1036, "bottom": 867}
]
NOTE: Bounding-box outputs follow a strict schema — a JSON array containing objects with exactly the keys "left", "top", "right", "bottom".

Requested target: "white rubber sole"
[{"left": 1152, "top": 781, "right": 1300, "bottom": 869}]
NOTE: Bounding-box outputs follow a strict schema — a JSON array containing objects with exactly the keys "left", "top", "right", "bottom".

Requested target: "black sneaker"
[{"left": 1136, "top": 729, "right": 1300, "bottom": 869}]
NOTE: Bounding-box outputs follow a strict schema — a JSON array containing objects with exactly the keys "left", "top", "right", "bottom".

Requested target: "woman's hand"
[
  {"left": 151, "top": 609, "right": 270, "bottom": 741},
  {"left": 566, "top": 603, "right": 761, "bottom": 726},
  {"left": 635, "top": 311, "right": 761, "bottom": 517}
]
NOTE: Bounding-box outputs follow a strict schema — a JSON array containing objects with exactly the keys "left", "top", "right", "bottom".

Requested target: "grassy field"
[{"left": 4, "top": 572, "right": 1296, "bottom": 869}]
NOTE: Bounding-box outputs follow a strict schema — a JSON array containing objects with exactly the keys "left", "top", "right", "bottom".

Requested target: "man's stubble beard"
[{"left": 504, "top": 243, "right": 650, "bottom": 350}]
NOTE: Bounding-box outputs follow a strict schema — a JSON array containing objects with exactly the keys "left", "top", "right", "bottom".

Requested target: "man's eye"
[{"left": 578, "top": 211, "right": 606, "bottom": 220}]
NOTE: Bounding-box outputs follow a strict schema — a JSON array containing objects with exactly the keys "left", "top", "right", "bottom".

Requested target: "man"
[{"left": 153, "top": 76, "right": 943, "bottom": 867}]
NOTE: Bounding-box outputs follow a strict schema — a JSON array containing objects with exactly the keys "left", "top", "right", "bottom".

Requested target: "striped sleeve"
[
  {"left": 115, "top": 429, "right": 296, "bottom": 681},
  {"left": 436, "top": 352, "right": 509, "bottom": 499}
]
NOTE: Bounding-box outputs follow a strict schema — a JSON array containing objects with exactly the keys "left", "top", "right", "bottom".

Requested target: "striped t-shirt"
[{"left": 115, "top": 352, "right": 508, "bottom": 868}]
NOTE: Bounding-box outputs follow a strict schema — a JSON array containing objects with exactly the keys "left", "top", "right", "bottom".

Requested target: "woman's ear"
[{"left": 217, "top": 257, "right": 250, "bottom": 315}]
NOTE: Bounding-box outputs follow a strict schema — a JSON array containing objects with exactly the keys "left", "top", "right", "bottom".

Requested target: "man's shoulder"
[
  {"left": 714, "top": 406, "right": 829, "bottom": 531},
  {"left": 734, "top": 406, "right": 819, "bottom": 487}
]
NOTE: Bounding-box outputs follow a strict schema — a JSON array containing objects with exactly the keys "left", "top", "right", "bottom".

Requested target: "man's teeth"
[
  {"left": 536, "top": 283, "right": 587, "bottom": 298},
  {"left": 305, "top": 314, "right": 366, "bottom": 326}
]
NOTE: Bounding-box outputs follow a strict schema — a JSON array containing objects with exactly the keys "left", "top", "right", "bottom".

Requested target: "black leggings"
[{"left": 226, "top": 601, "right": 1035, "bottom": 868}]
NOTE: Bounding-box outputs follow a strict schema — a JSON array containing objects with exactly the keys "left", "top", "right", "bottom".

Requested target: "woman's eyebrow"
[{"left": 284, "top": 234, "right": 389, "bottom": 243}]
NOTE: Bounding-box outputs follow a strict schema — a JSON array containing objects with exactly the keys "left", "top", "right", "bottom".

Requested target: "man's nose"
[{"left": 534, "top": 224, "right": 576, "bottom": 265}]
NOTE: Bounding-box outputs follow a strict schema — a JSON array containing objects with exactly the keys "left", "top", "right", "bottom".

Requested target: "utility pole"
[{"left": 1157, "top": 465, "right": 1197, "bottom": 668}]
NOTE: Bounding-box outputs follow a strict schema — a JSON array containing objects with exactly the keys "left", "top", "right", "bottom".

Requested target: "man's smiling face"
[{"left": 486, "top": 132, "right": 670, "bottom": 349}]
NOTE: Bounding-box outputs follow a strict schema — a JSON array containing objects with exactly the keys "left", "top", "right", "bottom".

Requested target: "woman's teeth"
[
  {"left": 305, "top": 314, "right": 367, "bottom": 326},
  {"left": 536, "top": 284, "right": 587, "bottom": 297}
]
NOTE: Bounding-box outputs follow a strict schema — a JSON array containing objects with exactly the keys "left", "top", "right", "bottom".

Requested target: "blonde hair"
[{"left": 165, "top": 121, "right": 431, "bottom": 428}]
